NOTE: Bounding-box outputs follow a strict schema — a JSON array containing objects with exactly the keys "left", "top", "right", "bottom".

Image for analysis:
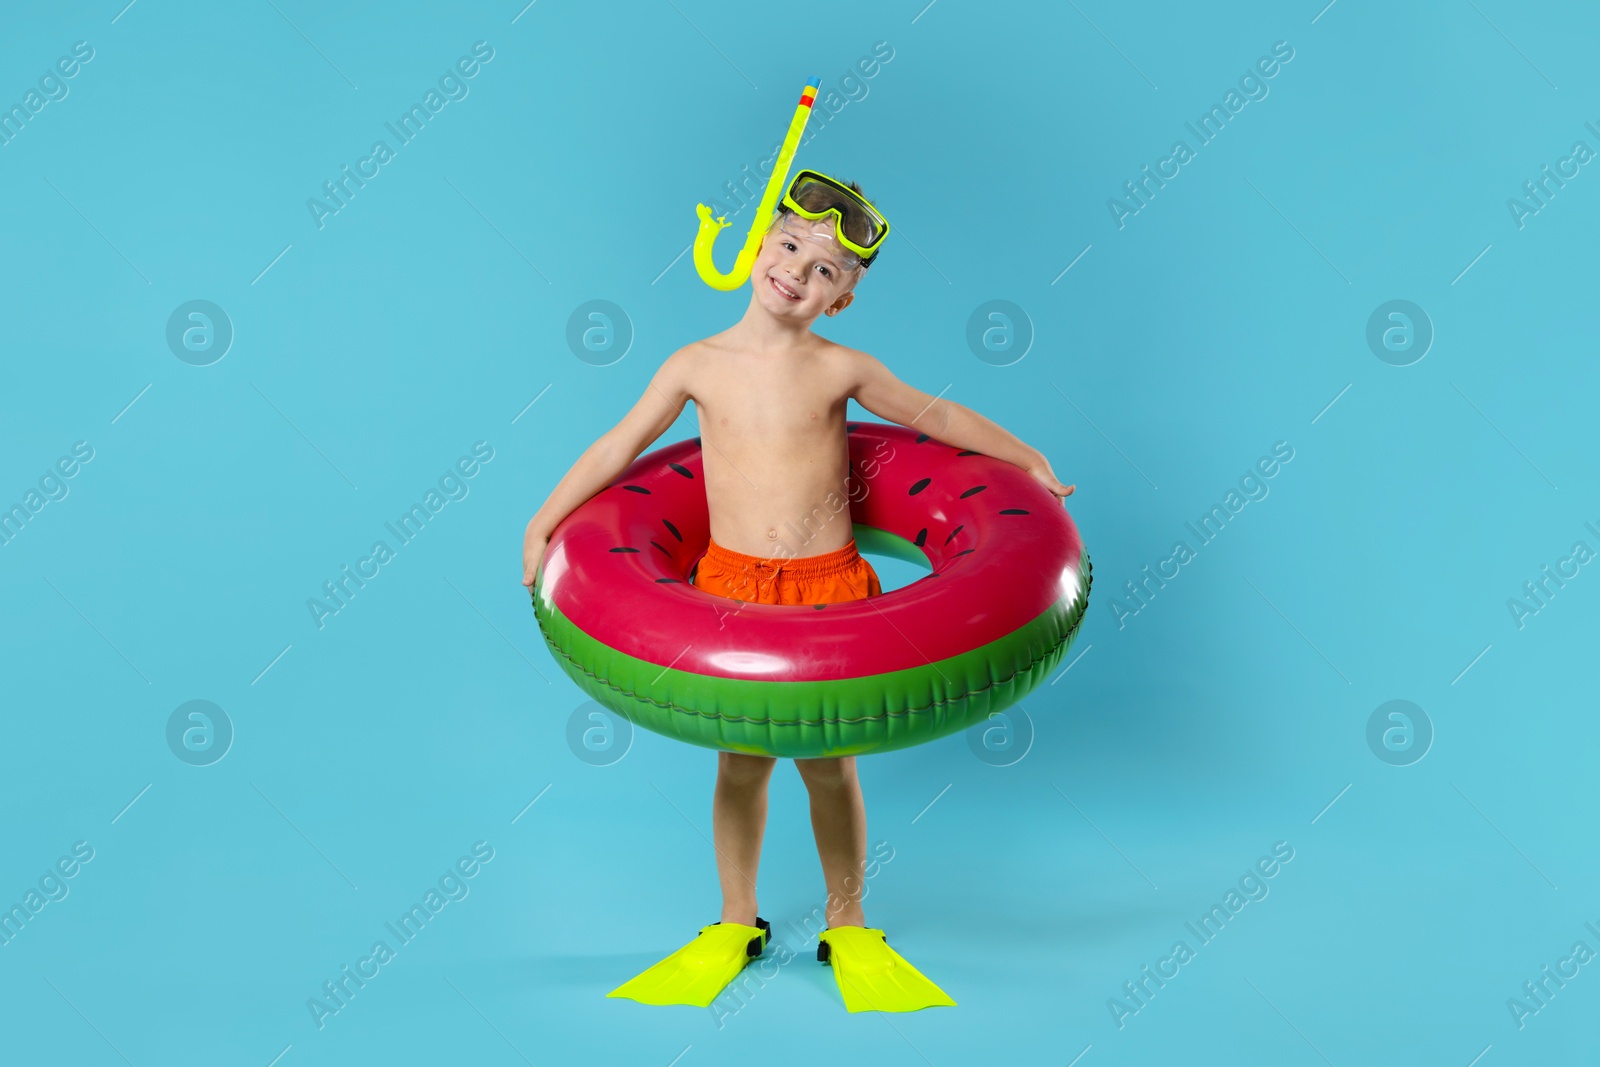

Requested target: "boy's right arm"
[{"left": 522, "top": 347, "right": 696, "bottom": 588}]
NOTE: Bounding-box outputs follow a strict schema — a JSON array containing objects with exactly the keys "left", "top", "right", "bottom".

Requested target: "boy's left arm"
[{"left": 847, "top": 349, "right": 1074, "bottom": 499}]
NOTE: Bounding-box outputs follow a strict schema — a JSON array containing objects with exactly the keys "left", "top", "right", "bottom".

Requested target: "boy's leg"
[
  {"left": 714, "top": 751, "right": 777, "bottom": 925},
  {"left": 794, "top": 756, "right": 867, "bottom": 928},
  {"left": 790, "top": 546, "right": 876, "bottom": 927}
]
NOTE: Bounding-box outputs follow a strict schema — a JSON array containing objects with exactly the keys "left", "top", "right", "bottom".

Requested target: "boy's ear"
[{"left": 824, "top": 291, "right": 855, "bottom": 317}]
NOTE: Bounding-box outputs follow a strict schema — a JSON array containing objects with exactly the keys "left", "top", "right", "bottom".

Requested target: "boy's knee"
[{"left": 718, "top": 751, "right": 776, "bottom": 786}]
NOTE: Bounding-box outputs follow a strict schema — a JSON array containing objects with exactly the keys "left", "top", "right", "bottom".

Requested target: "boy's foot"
[
  {"left": 816, "top": 926, "right": 956, "bottom": 1013},
  {"left": 608, "top": 919, "right": 771, "bottom": 1007}
]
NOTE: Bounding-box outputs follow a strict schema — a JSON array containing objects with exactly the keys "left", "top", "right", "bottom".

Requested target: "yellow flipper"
[
  {"left": 818, "top": 926, "right": 956, "bottom": 1013},
  {"left": 608, "top": 920, "right": 770, "bottom": 1007}
]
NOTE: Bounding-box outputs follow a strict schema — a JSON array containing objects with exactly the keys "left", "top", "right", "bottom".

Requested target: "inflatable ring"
[{"left": 531, "top": 421, "right": 1091, "bottom": 758}]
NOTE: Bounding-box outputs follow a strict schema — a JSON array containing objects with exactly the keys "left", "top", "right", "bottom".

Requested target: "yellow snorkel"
[{"left": 694, "top": 77, "right": 821, "bottom": 291}]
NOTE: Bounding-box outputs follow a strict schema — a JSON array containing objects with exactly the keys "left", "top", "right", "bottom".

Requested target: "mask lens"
[{"left": 789, "top": 174, "right": 883, "bottom": 252}]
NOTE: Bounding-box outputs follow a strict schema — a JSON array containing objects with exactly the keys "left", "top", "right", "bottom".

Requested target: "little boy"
[{"left": 520, "top": 171, "right": 1073, "bottom": 1012}]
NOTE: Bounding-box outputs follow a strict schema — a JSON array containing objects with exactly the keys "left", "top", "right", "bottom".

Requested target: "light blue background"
[{"left": 2, "top": 1, "right": 1596, "bottom": 1064}]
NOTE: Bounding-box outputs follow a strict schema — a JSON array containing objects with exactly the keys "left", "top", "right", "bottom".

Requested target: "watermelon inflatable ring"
[{"left": 530, "top": 421, "right": 1091, "bottom": 758}]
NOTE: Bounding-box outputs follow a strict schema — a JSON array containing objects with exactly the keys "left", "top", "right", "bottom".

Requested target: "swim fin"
[
  {"left": 608, "top": 918, "right": 771, "bottom": 1007},
  {"left": 817, "top": 926, "right": 956, "bottom": 1012}
]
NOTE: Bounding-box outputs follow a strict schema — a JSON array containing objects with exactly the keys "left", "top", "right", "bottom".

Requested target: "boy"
[{"left": 520, "top": 170, "right": 1073, "bottom": 1012}]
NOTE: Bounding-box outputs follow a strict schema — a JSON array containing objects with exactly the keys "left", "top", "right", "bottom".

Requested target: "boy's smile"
[{"left": 768, "top": 274, "right": 803, "bottom": 302}]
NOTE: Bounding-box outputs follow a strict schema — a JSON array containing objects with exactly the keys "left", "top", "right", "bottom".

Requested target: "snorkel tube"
[{"left": 693, "top": 77, "right": 820, "bottom": 291}]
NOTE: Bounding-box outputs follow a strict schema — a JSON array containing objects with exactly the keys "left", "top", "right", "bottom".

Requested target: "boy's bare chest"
[{"left": 690, "top": 353, "right": 850, "bottom": 443}]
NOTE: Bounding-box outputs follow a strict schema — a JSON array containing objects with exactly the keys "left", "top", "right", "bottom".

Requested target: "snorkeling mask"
[{"left": 779, "top": 170, "right": 890, "bottom": 268}]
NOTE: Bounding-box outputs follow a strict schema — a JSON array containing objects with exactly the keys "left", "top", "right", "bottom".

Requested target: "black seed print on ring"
[
  {"left": 956, "top": 450, "right": 980, "bottom": 456},
  {"left": 943, "top": 524, "right": 964, "bottom": 545},
  {"left": 668, "top": 463, "right": 694, "bottom": 478},
  {"left": 959, "top": 485, "right": 987, "bottom": 498},
  {"left": 609, "top": 547, "right": 640, "bottom": 553},
  {"left": 909, "top": 477, "right": 931, "bottom": 495},
  {"left": 623, "top": 485, "right": 650, "bottom": 494},
  {"left": 655, "top": 578, "right": 683, "bottom": 583},
  {"left": 913, "top": 528, "right": 928, "bottom": 547},
  {"left": 999, "top": 509, "right": 1029, "bottom": 515},
  {"left": 915, "top": 432, "right": 930, "bottom": 443},
  {"left": 662, "top": 519, "right": 683, "bottom": 541},
  {"left": 650, "top": 541, "right": 672, "bottom": 556},
  {"left": 953, "top": 548, "right": 975, "bottom": 557}
]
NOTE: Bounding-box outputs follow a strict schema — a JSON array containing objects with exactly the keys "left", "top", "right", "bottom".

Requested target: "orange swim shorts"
[{"left": 690, "top": 536, "right": 882, "bottom": 606}]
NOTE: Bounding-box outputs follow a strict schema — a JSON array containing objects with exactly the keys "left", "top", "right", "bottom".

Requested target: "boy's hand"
[
  {"left": 522, "top": 522, "right": 548, "bottom": 596},
  {"left": 1027, "top": 461, "right": 1075, "bottom": 501}
]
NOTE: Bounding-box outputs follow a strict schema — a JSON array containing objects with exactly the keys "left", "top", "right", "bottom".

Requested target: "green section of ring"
[
  {"left": 849, "top": 522, "right": 934, "bottom": 569},
  {"left": 532, "top": 549, "right": 1092, "bottom": 758}
]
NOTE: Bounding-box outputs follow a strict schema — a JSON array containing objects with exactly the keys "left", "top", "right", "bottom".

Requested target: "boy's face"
[{"left": 750, "top": 212, "right": 863, "bottom": 321}]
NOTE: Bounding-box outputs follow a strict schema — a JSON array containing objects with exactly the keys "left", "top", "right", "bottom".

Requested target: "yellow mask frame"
[{"left": 780, "top": 169, "right": 889, "bottom": 266}]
